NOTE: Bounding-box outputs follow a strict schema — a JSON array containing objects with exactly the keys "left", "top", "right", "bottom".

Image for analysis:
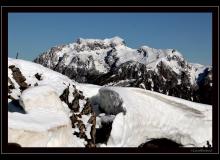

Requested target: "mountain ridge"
[{"left": 34, "top": 36, "right": 212, "bottom": 104}]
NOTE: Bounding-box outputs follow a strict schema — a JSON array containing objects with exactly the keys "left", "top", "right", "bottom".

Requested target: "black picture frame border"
[{"left": 1, "top": 6, "right": 219, "bottom": 154}]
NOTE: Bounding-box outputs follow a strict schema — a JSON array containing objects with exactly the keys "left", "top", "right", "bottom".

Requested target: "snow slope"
[
  {"left": 8, "top": 58, "right": 96, "bottom": 147},
  {"left": 77, "top": 84, "right": 212, "bottom": 147},
  {"left": 8, "top": 58, "right": 76, "bottom": 96},
  {"left": 8, "top": 58, "right": 212, "bottom": 148}
]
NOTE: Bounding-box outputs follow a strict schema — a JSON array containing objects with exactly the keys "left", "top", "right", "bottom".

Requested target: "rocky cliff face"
[{"left": 34, "top": 37, "right": 212, "bottom": 104}]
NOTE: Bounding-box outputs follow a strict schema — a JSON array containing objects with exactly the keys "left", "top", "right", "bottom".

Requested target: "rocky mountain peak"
[{"left": 34, "top": 37, "right": 212, "bottom": 104}]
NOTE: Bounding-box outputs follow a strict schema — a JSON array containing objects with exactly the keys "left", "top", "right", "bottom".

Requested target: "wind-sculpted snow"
[
  {"left": 8, "top": 85, "right": 83, "bottom": 147},
  {"left": 34, "top": 37, "right": 212, "bottom": 104},
  {"left": 77, "top": 85, "right": 212, "bottom": 148},
  {"left": 19, "top": 86, "right": 66, "bottom": 113},
  {"left": 8, "top": 58, "right": 96, "bottom": 147},
  {"left": 8, "top": 58, "right": 212, "bottom": 148},
  {"left": 108, "top": 87, "right": 212, "bottom": 147}
]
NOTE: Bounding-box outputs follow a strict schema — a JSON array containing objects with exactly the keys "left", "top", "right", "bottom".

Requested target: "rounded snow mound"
[
  {"left": 19, "top": 85, "right": 66, "bottom": 113},
  {"left": 105, "top": 87, "right": 212, "bottom": 147},
  {"left": 8, "top": 85, "right": 81, "bottom": 147}
]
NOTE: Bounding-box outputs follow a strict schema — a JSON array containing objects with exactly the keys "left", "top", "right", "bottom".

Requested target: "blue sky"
[{"left": 8, "top": 13, "right": 212, "bottom": 65}]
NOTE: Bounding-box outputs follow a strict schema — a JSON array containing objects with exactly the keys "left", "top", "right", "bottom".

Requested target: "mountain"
[
  {"left": 8, "top": 58, "right": 212, "bottom": 147},
  {"left": 34, "top": 37, "right": 212, "bottom": 104}
]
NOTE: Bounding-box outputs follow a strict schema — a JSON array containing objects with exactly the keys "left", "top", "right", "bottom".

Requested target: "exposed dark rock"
[
  {"left": 71, "top": 98, "right": 80, "bottom": 112},
  {"left": 70, "top": 114, "right": 78, "bottom": 128},
  {"left": 9, "top": 65, "right": 28, "bottom": 91},
  {"left": 59, "top": 85, "right": 96, "bottom": 147},
  {"left": 77, "top": 120, "right": 86, "bottom": 138},
  {"left": 8, "top": 77, "right": 15, "bottom": 94},
  {"left": 73, "top": 89, "right": 85, "bottom": 100},
  {"left": 88, "top": 112, "right": 96, "bottom": 144},
  {"left": 34, "top": 73, "right": 42, "bottom": 80},
  {"left": 59, "top": 86, "right": 71, "bottom": 106},
  {"left": 138, "top": 138, "right": 182, "bottom": 149},
  {"left": 81, "top": 101, "right": 92, "bottom": 115},
  {"left": 196, "top": 69, "right": 212, "bottom": 104},
  {"left": 8, "top": 100, "right": 26, "bottom": 114},
  {"left": 95, "top": 121, "right": 113, "bottom": 144},
  {"left": 8, "top": 95, "right": 16, "bottom": 101}
]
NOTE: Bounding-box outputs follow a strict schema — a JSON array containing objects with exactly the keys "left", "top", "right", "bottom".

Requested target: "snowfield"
[
  {"left": 8, "top": 58, "right": 212, "bottom": 148},
  {"left": 78, "top": 84, "right": 212, "bottom": 147}
]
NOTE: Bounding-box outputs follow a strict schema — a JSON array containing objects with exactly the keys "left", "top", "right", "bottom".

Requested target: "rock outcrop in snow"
[
  {"left": 34, "top": 37, "right": 212, "bottom": 104},
  {"left": 8, "top": 58, "right": 96, "bottom": 147}
]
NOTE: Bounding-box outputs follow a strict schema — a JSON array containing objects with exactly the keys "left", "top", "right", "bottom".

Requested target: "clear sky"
[{"left": 8, "top": 13, "right": 212, "bottom": 65}]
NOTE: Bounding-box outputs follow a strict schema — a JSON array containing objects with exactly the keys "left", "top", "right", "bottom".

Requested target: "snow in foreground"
[
  {"left": 8, "top": 58, "right": 212, "bottom": 147},
  {"left": 8, "top": 58, "right": 94, "bottom": 147},
  {"left": 8, "top": 86, "right": 85, "bottom": 147},
  {"left": 78, "top": 84, "right": 212, "bottom": 147}
]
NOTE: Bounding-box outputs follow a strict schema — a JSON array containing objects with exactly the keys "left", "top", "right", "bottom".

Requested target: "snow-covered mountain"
[
  {"left": 8, "top": 58, "right": 212, "bottom": 148},
  {"left": 34, "top": 37, "right": 212, "bottom": 104}
]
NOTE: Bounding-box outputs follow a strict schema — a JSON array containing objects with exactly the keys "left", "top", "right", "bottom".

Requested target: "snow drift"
[
  {"left": 8, "top": 85, "right": 80, "bottom": 147},
  {"left": 78, "top": 84, "right": 212, "bottom": 147}
]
